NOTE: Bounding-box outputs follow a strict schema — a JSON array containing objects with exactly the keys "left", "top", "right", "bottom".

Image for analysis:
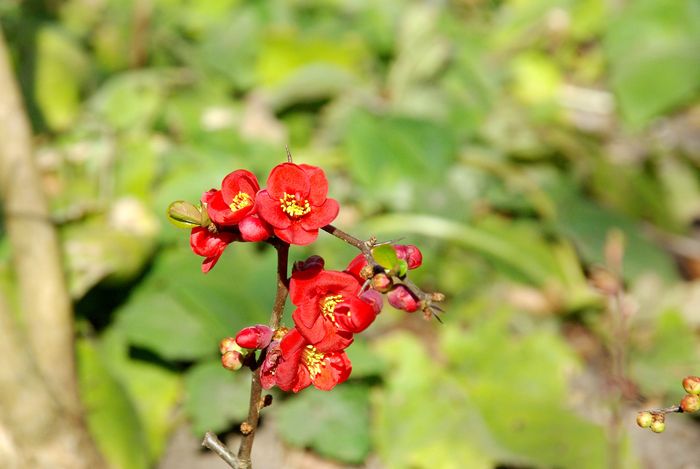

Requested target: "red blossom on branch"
[
  {"left": 255, "top": 163, "right": 339, "bottom": 245},
  {"left": 274, "top": 328, "right": 351, "bottom": 393},
  {"left": 190, "top": 227, "right": 239, "bottom": 273}
]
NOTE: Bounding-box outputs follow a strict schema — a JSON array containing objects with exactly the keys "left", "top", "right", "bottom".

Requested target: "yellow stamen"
[
  {"left": 303, "top": 345, "right": 326, "bottom": 379},
  {"left": 320, "top": 294, "right": 343, "bottom": 322},
  {"left": 279, "top": 193, "right": 311, "bottom": 218},
  {"left": 229, "top": 192, "right": 253, "bottom": 211}
]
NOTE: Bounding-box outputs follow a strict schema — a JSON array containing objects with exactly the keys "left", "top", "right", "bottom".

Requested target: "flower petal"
[
  {"left": 274, "top": 225, "right": 318, "bottom": 246},
  {"left": 266, "top": 163, "right": 310, "bottom": 199},
  {"left": 207, "top": 190, "right": 250, "bottom": 226},
  {"left": 299, "top": 164, "right": 328, "bottom": 206},
  {"left": 221, "top": 169, "right": 260, "bottom": 203},
  {"left": 255, "top": 190, "right": 292, "bottom": 229},
  {"left": 300, "top": 198, "right": 339, "bottom": 231}
]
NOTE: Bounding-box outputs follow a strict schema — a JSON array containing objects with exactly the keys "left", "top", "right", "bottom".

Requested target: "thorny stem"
[{"left": 203, "top": 239, "right": 289, "bottom": 469}]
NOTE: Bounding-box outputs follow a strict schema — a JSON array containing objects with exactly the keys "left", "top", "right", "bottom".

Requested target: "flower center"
[
  {"left": 302, "top": 345, "right": 326, "bottom": 379},
  {"left": 320, "top": 294, "right": 343, "bottom": 322},
  {"left": 279, "top": 193, "right": 311, "bottom": 218},
  {"left": 229, "top": 192, "right": 253, "bottom": 211}
]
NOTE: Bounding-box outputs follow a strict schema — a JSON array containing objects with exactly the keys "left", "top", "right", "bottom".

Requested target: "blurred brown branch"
[{"left": 0, "top": 25, "right": 105, "bottom": 468}]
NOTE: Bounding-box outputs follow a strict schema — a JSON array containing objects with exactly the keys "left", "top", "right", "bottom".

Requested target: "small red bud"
[
  {"left": 387, "top": 285, "right": 419, "bottom": 313},
  {"left": 681, "top": 394, "right": 700, "bottom": 413},
  {"left": 636, "top": 411, "right": 653, "bottom": 428},
  {"left": 394, "top": 244, "right": 423, "bottom": 270},
  {"left": 235, "top": 325, "right": 274, "bottom": 350},
  {"left": 371, "top": 273, "right": 393, "bottom": 293},
  {"left": 650, "top": 417, "right": 665, "bottom": 433},
  {"left": 682, "top": 376, "right": 700, "bottom": 395},
  {"left": 360, "top": 289, "right": 383, "bottom": 314},
  {"left": 221, "top": 350, "right": 243, "bottom": 371},
  {"left": 293, "top": 255, "right": 324, "bottom": 274}
]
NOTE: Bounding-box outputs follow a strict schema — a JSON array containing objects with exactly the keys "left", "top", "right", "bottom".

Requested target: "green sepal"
[
  {"left": 395, "top": 259, "right": 409, "bottom": 277},
  {"left": 166, "top": 201, "right": 203, "bottom": 229}
]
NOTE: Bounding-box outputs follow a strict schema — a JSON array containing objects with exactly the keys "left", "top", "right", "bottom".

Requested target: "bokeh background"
[{"left": 1, "top": 0, "right": 699, "bottom": 468}]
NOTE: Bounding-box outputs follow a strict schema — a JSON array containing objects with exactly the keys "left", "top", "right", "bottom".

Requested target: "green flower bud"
[{"left": 636, "top": 411, "right": 653, "bottom": 428}]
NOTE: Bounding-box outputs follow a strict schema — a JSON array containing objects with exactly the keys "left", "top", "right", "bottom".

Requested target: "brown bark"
[{"left": 0, "top": 25, "right": 106, "bottom": 468}]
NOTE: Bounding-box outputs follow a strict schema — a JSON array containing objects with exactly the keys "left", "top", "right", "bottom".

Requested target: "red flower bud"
[
  {"left": 681, "top": 394, "right": 700, "bottom": 413},
  {"left": 371, "top": 273, "right": 393, "bottom": 293},
  {"left": 221, "top": 350, "right": 243, "bottom": 371},
  {"left": 388, "top": 285, "right": 420, "bottom": 312},
  {"left": 394, "top": 244, "right": 423, "bottom": 270},
  {"left": 683, "top": 376, "right": 700, "bottom": 395},
  {"left": 293, "top": 255, "right": 325, "bottom": 275},
  {"left": 239, "top": 214, "right": 273, "bottom": 242},
  {"left": 236, "top": 325, "right": 274, "bottom": 350},
  {"left": 360, "top": 289, "right": 383, "bottom": 314}
]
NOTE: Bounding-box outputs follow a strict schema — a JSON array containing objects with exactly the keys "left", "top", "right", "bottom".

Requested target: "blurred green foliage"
[{"left": 1, "top": 0, "right": 699, "bottom": 467}]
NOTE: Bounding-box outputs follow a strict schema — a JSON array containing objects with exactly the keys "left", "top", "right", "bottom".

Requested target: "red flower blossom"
[
  {"left": 206, "top": 170, "right": 260, "bottom": 226},
  {"left": 290, "top": 262, "right": 377, "bottom": 351},
  {"left": 235, "top": 324, "right": 274, "bottom": 350},
  {"left": 255, "top": 163, "right": 339, "bottom": 245},
  {"left": 274, "top": 328, "right": 351, "bottom": 393},
  {"left": 190, "top": 227, "right": 239, "bottom": 273}
]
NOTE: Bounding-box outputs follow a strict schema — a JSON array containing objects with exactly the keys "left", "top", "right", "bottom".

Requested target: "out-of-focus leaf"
[
  {"left": 78, "top": 339, "right": 150, "bottom": 469},
  {"left": 89, "top": 71, "right": 165, "bottom": 130},
  {"left": 183, "top": 361, "right": 250, "bottom": 435},
  {"left": 100, "top": 328, "right": 181, "bottom": 460},
  {"left": 344, "top": 338, "right": 387, "bottom": 378},
  {"left": 277, "top": 384, "right": 371, "bottom": 464},
  {"left": 630, "top": 310, "right": 698, "bottom": 399},
  {"left": 35, "top": 26, "right": 89, "bottom": 130},
  {"left": 605, "top": 0, "right": 700, "bottom": 127}
]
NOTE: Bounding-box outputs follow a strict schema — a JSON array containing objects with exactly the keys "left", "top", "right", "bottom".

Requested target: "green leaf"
[
  {"left": 277, "top": 384, "right": 371, "bottom": 464},
  {"left": 89, "top": 71, "right": 165, "bottom": 130},
  {"left": 167, "top": 201, "right": 204, "bottom": 229},
  {"left": 344, "top": 338, "right": 387, "bottom": 378},
  {"left": 184, "top": 361, "right": 251, "bottom": 434},
  {"left": 371, "top": 244, "right": 398, "bottom": 271},
  {"left": 77, "top": 339, "right": 150, "bottom": 469},
  {"left": 35, "top": 26, "right": 89, "bottom": 130},
  {"left": 117, "top": 290, "right": 217, "bottom": 361}
]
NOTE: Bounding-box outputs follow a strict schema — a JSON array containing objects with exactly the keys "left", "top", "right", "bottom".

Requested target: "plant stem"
[
  {"left": 202, "top": 432, "right": 241, "bottom": 468},
  {"left": 322, "top": 224, "right": 368, "bottom": 251},
  {"left": 235, "top": 240, "right": 289, "bottom": 467}
]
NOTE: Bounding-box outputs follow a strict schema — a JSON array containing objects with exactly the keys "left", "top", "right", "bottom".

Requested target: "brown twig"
[
  {"left": 204, "top": 240, "right": 290, "bottom": 468},
  {"left": 202, "top": 432, "right": 241, "bottom": 468}
]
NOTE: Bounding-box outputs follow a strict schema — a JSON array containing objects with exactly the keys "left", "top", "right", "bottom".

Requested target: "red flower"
[
  {"left": 290, "top": 262, "right": 377, "bottom": 351},
  {"left": 190, "top": 227, "right": 239, "bottom": 273},
  {"left": 206, "top": 170, "right": 260, "bottom": 226},
  {"left": 274, "top": 328, "right": 351, "bottom": 392},
  {"left": 235, "top": 324, "right": 274, "bottom": 350},
  {"left": 255, "top": 163, "right": 339, "bottom": 245}
]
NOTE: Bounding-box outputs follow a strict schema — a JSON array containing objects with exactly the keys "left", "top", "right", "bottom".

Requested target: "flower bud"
[
  {"left": 219, "top": 337, "right": 239, "bottom": 354},
  {"left": 221, "top": 350, "right": 243, "bottom": 371},
  {"left": 387, "top": 285, "right": 419, "bottom": 313},
  {"left": 239, "top": 215, "right": 272, "bottom": 242},
  {"left": 650, "top": 417, "right": 665, "bottom": 433},
  {"left": 395, "top": 244, "right": 422, "bottom": 270},
  {"left": 371, "top": 273, "right": 393, "bottom": 293},
  {"left": 360, "top": 289, "right": 383, "bottom": 314},
  {"left": 681, "top": 394, "right": 700, "bottom": 413},
  {"left": 636, "top": 411, "right": 653, "bottom": 428},
  {"left": 682, "top": 376, "right": 700, "bottom": 395},
  {"left": 293, "top": 255, "right": 325, "bottom": 274},
  {"left": 236, "top": 325, "right": 274, "bottom": 350}
]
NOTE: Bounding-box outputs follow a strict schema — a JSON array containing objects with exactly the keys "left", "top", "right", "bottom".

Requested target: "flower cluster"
[
  {"left": 177, "top": 163, "right": 339, "bottom": 272},
  {"left": 169, "top": 157, "right": 441, "bottom": 395},
  {"left": 637, "top": 375, "right": 700, "bottom": 433}
]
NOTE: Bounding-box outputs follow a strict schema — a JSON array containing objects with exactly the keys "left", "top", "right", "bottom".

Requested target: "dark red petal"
[
  {"left": 221, "top": 169, "right": 259, "bottom": 202},
  {"left": 300, "top": 198, "right": 339, "bottom": 231},
  {"left": 255, "top": 191, "right": 292, "bottom": 229},
  {"left": 207, "top": 190, "right": 251, "bottom": 226},
  {"left": 266, "top": 163, "right": 310, "bottom": 199},
  {"left": 239, "top": 215, "right": 272, "bottom": 242},
  {"left": 299, "top": 164, "right": 328, "bottom": 206},
  {"left": 274, "top": 225, "right": 318, "bottom": 246}
]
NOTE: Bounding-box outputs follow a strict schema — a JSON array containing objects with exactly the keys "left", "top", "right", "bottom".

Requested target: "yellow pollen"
[
  {"left": 303, "top": 345, "right": 326, "bottom": 379},
  {"left": 279, "top": 193, "right": 311, "bottom": 218},
  {"left": 320, "top": 294, "right": 343, "bottom": 322},
  {"left": 229, "top": 192, "right": 253, "bottom": 211}
]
